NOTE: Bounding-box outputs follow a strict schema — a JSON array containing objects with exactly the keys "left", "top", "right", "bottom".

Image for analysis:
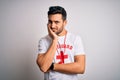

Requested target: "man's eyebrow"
[
  {"left": 55, "top": 21, "right": 59, "bottom": 22},
  {"left": 48, "top": 20, "right": 60, "bottom": 22},
  {"left": 48, "top": 20, "right": 51, "bottom": 21}
]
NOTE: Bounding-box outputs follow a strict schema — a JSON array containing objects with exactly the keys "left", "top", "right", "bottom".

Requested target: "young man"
[{"left": 37, "top": 6, "right": 86, "bottom": 80}]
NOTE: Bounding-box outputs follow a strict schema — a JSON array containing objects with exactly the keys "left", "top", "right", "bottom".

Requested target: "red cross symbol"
[{"left": 56, "top": 51, "right": 68, "bottom": 64}]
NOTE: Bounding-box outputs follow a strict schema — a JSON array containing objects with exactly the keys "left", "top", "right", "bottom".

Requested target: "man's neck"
[{"left": 58, "top": 29, "right": 67, "bottom": 36}]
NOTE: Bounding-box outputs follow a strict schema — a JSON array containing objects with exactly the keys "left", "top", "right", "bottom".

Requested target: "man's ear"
[{"left": 63, "top": 20, "right": 67, "bottom": 26}]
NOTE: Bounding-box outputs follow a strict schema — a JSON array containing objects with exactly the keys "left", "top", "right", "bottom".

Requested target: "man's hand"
[{"left": 47, "top": 24, "right": 58, "bottom": 40}]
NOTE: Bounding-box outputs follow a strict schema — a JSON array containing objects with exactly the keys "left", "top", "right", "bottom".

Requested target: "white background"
[{"left": 0, "top": 0, "right": 120, "bottom": 80}]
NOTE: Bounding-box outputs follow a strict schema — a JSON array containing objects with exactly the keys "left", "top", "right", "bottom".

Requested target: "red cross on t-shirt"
[{"left": 56, "top": 51, "right": 68, "bottom": 64}]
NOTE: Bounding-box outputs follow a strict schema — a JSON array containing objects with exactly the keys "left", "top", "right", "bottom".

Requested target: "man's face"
[{"left": 47, "top": 14, "right": 66, "bottom": 35}]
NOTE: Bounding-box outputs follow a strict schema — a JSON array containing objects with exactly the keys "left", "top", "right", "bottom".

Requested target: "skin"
[{"left": 36, "top": 14, "right": 86, "bottom": 74}]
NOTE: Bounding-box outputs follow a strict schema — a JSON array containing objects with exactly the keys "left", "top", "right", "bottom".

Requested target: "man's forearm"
[
  {"left": 53, "top": 55, "right": 85, "bottom": 74},
  {"left": 37, "top": 40, "right": 57, "bottom": 72},
  {"left": 54, "top": 63, "right": 84, "bottom": 74}
]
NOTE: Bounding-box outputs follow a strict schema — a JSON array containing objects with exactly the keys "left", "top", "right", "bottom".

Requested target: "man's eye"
[{"left": 55, "top": 21, "right": 59, "bottom": 24}]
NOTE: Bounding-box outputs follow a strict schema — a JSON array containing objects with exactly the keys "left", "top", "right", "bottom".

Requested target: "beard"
[{"left": 55, "top": 26, "right": 64, "bottom": 35}]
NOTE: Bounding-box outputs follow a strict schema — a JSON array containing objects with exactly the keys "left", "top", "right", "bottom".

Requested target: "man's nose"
[{"left": 51, "top": 22, "right": 56, "bottom": 28}]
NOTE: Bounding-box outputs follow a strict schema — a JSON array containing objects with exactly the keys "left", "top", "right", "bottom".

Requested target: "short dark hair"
[{"left": 48, "top": 6, "right": 67, "bottom": 20}]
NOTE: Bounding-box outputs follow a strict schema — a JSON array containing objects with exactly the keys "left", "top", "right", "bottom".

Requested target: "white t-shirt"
[{"left": 38, "top": 32, "right": 85, "bottom": 80}]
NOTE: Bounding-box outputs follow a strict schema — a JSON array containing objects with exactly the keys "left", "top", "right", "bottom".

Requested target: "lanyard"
[{"left": 56, "top": 34, "right": 67, "bottom": 55}]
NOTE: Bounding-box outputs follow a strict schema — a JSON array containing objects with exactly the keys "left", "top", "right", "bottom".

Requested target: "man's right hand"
[{"left": 47, "top": 24, "right": 58, "bottom": 41}]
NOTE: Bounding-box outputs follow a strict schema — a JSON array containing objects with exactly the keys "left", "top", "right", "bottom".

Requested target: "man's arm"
[
  {"left": 36, "top": 39, "right": 57, "bottom": 72},
  {"left": 36, "top": 25, "right": 58, "bottom": 72},
  {"left": 53, "top": 55, "right": 86, "bottom": 74}
]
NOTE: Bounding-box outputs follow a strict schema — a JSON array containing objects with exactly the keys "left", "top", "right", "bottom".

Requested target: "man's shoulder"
[
  {"left": 41, "top": 35, "right": 50, "bottom": 39},
  {"left": 67, "top": 32, "right": 81, "bottom": 39},
  {"left": 39, "top": 35, "right": 51, "bottom": 42}
]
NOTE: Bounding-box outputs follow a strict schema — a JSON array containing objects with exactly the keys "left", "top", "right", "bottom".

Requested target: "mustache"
[
  {"left": 51, "top": 28, "right": 57, "bottom": 31},
  {"left": 51, "top": 27, "right": 56, "bottom": 29}
]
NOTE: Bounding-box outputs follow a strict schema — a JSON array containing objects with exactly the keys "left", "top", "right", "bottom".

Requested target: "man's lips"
[{"left": 52, "top": 29, "right": 57, "bottom": 32}]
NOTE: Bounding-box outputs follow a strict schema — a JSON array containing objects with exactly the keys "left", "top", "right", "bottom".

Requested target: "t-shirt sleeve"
[
  {"left": 38, "top": 39, "right": 47, "bottom": 54},
  {"left": 74, "top": 36, "right": 85, "bottom": 55}
]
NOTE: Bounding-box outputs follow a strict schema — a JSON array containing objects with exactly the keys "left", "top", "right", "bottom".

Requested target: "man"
[{"left": 36, "top": 6, "right": 86, "bottom": 80}]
